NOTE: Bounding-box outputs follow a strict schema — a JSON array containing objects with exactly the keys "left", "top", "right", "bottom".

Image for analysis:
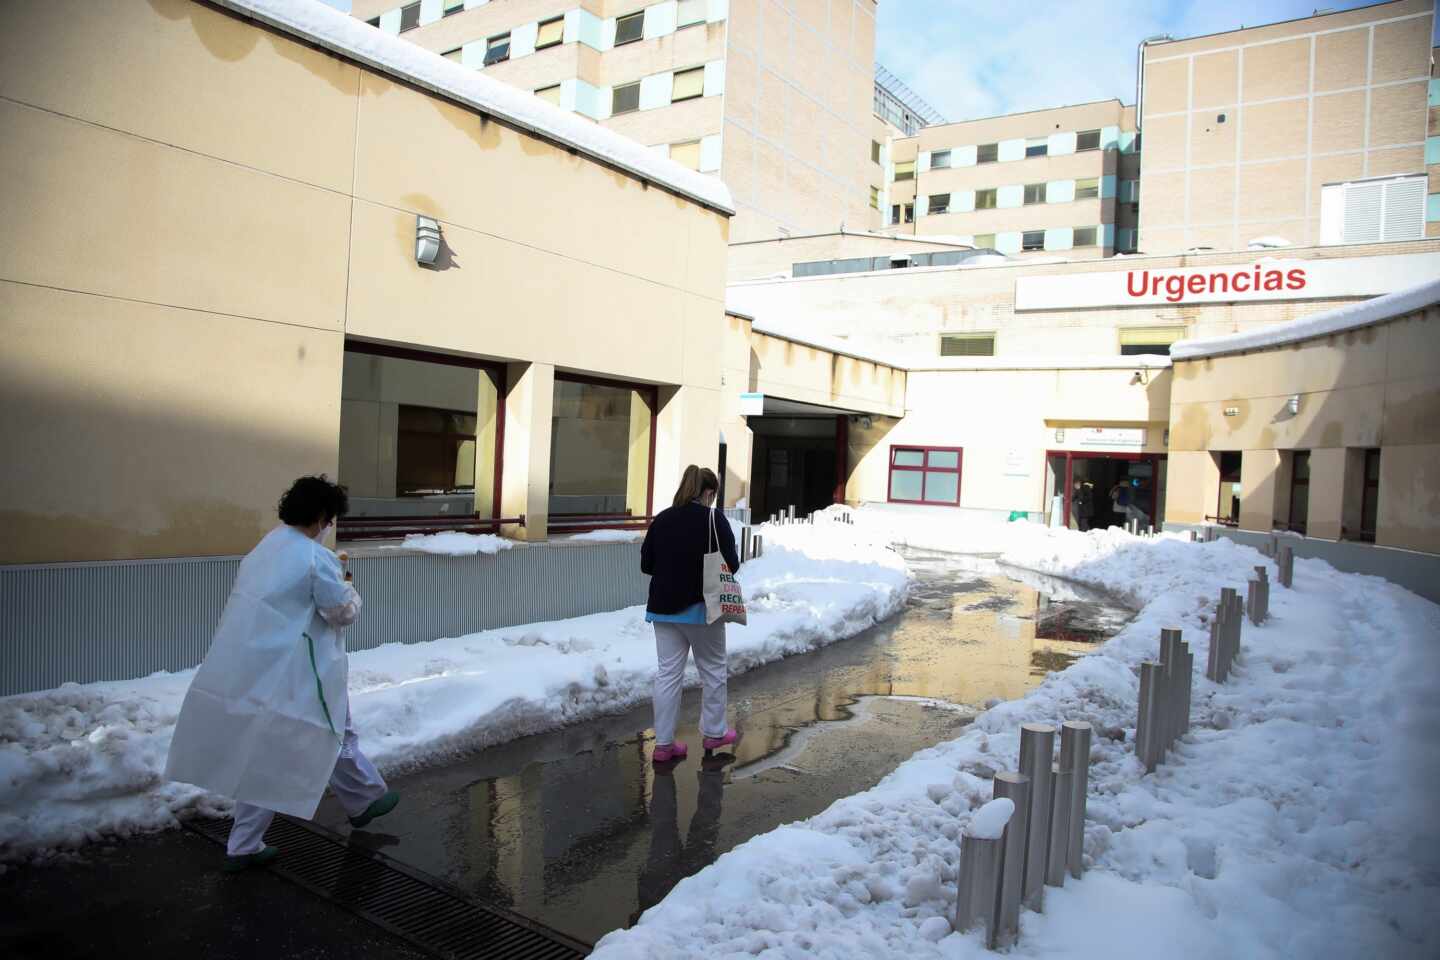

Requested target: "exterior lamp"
[
  {"left": 416, "top": 215, "right": 442, "bottom": 265},
  {"left": 1287, "top": 395, "right": 1301, "bottom": 416}
]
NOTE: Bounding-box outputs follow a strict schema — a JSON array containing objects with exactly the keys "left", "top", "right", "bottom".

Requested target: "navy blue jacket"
[{"left": 640, "top": 503, "right": 742, "bottom": 615}]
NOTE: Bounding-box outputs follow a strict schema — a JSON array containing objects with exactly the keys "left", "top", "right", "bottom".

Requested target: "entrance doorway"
[
  {"left": 1047, "top": 450, "right": 1167, "bottom": 530},
  {"left": 748, "top": 415, "right": 846, "bottom": 520}
]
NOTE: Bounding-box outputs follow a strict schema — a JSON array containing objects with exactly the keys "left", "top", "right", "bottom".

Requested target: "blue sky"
[{"left": 876, "top": 0, "right": 1438, "bottom": 122}]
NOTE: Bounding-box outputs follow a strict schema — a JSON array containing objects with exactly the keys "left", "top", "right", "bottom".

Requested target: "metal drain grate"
[{"left": 187, "top": 815, "right": 590, "bottom": 959}]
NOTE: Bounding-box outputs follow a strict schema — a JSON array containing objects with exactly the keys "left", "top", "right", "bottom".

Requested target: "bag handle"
[{"left": 707, "top": 505, "right": 718, "bottom": 554}]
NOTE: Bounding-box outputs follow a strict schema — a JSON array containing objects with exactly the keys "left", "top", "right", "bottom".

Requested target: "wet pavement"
[
  {"left": 2, "top": 550, "right": 1130, "bottom": 955},
  {"left": 302, "top": 550, "right": 1130, "bottom": 945}
]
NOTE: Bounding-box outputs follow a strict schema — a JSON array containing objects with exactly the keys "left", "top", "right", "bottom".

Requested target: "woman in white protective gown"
[{"left": 165, "top": 476, "right": 399, "bottom": 872}]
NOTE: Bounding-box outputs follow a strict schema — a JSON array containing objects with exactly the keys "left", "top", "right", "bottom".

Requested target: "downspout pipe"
[{"left": 1135, "top": 33, "right": 1172, "bottom": 131}]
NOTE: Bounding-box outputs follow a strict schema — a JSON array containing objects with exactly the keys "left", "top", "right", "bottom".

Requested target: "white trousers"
[
  {"left": 652, "top": 620, "right": 728, "bottom": 745},
  {"left": 227, "top": 708, "right": 388, "bottom": 856}
]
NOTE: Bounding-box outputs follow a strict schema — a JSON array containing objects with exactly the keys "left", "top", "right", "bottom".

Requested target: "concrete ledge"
[{"left": 1164, "top": 522, "right": 1440, "bottom": 605}]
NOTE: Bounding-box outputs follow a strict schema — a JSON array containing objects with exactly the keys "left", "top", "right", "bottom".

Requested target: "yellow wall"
[
  {"left": 1166, "top": 304, "right": 1440, "bottom": 552},
  {"left": 0, "top": 0, "right": 728, "bottom": 562}
]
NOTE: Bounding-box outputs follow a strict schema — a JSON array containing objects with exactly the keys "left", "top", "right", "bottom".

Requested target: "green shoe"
[
  {"left": 222, "top": 845, "right": 280, "bottom": 873},
  {"left": 348, "top": 790, "right": 400, "bottom": 829}
]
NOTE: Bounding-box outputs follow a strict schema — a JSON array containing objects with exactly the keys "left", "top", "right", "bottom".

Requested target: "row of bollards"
[
  {"left": 1205, "top": 587, "right": 1244, "bottom": 683},
  {"left": 954, "top": 721, "right": 1093, "bottom": 948},
  {"left": 1135, "top": 628, "right": 1193, "bottom": 773}
]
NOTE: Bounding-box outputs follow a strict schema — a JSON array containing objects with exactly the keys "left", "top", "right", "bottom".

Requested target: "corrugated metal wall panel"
[{"left": 0, "top": 544, "right": 647, "bottom": 696}]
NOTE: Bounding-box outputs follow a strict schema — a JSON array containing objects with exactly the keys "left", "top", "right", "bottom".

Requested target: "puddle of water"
[{"left": 312, "top": 550, "right": 1131, "bottom": 944}]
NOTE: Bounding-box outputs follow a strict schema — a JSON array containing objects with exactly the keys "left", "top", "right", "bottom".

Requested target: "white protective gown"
[{"left": 165, "top": 525, "right": 356, "bottom": 819}]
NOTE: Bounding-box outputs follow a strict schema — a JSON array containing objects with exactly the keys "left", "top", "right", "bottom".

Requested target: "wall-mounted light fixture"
[
  {"left": 1054, "top": 428, "right": 1066, "bottom": 443},
  {"left": 1224, "top": 406, "right": 1239, "bottom": 417},
  {"left": 416, "top": 215, "right": 442, "bottom": 265},
  {"left": 1129, "top": 369, "right": 1149, "bottom": 386},
  {"left": 1287, "top": 395, "right": 1301, "bottom": 416}
]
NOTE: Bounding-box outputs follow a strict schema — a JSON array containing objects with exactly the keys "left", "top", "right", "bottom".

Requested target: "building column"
[
  {"left": 473, "top": 368, "right": 501, "bottom": 519},
  {"left": 1238, "top": 449, "right": 1281, "bottom": 533},
  {"left": 501, "top": 361, "right": 554, "bottom": 541},
  {"left": 653, "top": 385, "right": 721, "bottom": 511},
  {"left": 1306, "top": 448, "right": 1347, "bottom": 541}
]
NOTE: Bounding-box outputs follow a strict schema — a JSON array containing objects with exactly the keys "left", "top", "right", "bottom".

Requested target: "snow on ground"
[
  {"left": 566, "top": 530, "right": 645, "bottom": 543},
  {"left": 381, "top": 531, "right": 515, "bottom": 555},
  {"left": 0, "top": 524, "right": 905, "bottom": 863},
  {"left": 592, "top": 508, "right": 1440, "bottom": 960}
]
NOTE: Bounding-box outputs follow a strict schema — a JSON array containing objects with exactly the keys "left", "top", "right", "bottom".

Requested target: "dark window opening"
[
  {"left": 1076, "top": 128, "right": 1101, "bottom": 151},
  {"left": 1021, "top": 230, "right": 1045, "bottom": 251},
  {"left": 484, "top": 33, "right": 511, "bottom": 65},
  {"left": 399, "top": 2, "right": 420, "bottom": 32},
  {"left": 615, "top": 11, "right": 645, "bottom": 45},
  {"left": 977, "top": 142, "right": 998, "bottom": 164},
  {"left": 1359, "top": 448, "right": 1380, "bottom": 542},
  {"left": 1287, "top": 450, "right": 1310, "bottom": 536},
  {"left": 1216, "top": 451, "right": 1242, "bottom": 525},
  {"left": 611, "top": 81, "right": 640, "bottom": 115}
]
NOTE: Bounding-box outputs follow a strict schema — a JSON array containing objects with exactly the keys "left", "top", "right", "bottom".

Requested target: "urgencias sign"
[{"left": 1013, "top": 252, "right": 1440, "bottom": 310}]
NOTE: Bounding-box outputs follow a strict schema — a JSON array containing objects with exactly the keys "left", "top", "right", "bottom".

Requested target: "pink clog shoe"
[
  {"left": 702, "top": 729, "right": 739, "bottom": 752},
  {"left": 652, "top": 741, "right": 688, "bottom": 763}
]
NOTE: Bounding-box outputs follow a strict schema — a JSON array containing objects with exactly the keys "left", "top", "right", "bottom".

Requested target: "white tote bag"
[{"left": 703, "top": 507, "right": 748, "bottom": 626}]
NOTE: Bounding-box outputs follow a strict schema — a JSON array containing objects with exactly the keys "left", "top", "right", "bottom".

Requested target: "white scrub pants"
[
  {"left": 227, "top": 708, "right": 388, "bottom": 856},
  {"left": 652, "top": 621, "right": 728, "bottom": 745}
]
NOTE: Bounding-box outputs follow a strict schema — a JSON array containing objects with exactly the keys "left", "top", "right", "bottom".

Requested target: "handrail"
[
  {"left": 1203, "top": 515, "right": 1239, "bottom": 527},
  {"left": 338, "top": 513, "right": 525, "bottom": 541}
]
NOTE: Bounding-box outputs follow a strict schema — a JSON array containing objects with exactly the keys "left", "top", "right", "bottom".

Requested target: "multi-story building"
[
  {"left": 880, "top": 100, "right": 1141, "bottom": 260},
  {"left": 349, "top": 0, "right": 881, "bottom": 243},
  {"left": 1136, "top": 0, "right": 1436, "bottom": 253}
]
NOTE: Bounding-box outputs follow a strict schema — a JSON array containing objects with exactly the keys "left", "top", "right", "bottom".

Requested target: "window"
[
  {"left": 894, "top": 160, "right": 915, "bottom": 182},
  {"left": 888, "top": 447, "right": 963, "bottom": 506},
  {"left": 672, "top": 66, "right": 705, "bottom": 102},
  {"left": 611, "top": 81, "right": 640, "bottom": 115},
  {"left": 1118, "top": 326, "right": 1184, "bottom": 355},
  {"left": 1025, "top": 137, "right": 1047, "bottom": 158},
  {"left": 366, "top": 16, "right": 380, "bottom": 28},
  {"left": 615, "top": 11, "right": 645, "bottom": 45},
  {"left": 1287, "top": 451, "right": 1310, "bottom": 535},
  {"left": 536, "top": 17, "right": 564, "bottom": 49},
  {"left": 397, "top": 406, "right": 479, "bottom": 496},
  {"left": 535, "top": 84, "right": 562, "bottom": 105},
  {"left": 940, "top": 333, "right": 995, "bottom": 357},
  {"left": 399, "top": 2, "right": 420, "bottom": 32},
  {"left": 1322, "top": 175, "right": 1426, "bottom": 244},
  {"left": 443, "top": 0, "right": 464, "bottom": 15},
  {"left": 1073, "top": 226, "right": 1098, "bottom": 247},
  {"left": 891, "top": 203, "right": 914, "bottom": 224},
  {"left": 869, "top": 185, "right": 880, "bottom": 209},
  {"left": 670, "top": 139, "right": 701, "bottom": 170},
  {"left": 1076, "top": 129, "right": 1101, "bottom": 151},
  {"left": 975, "top": 188, "right": 997, "bottom": 209},
  {"left": 678, "top": 0, "right": 707, "bottom": 27},
  {"left": 1075, "top": 176, "right": 1100, "bottom": 200},
  {"left": 1021, "top": 230, "right": 1045, "bottom": 251},
  {"left": 977, "top": 142, "right": 998, "bottom": 164},
  {"left": 1023, "top": 182, "right": 1045, "bottom": 205},
  {"left": 1359, "top": 448, "right": 1380, "bottom": 542},
  {"left": 484, "top": 33, "right": 510, "bottom": 65},
  {"left": 871, "top": 140, "right": 881, "bottom": 163},
  {"left": 928, "top": 193, "right": 950, "bottom": 215},
  {"left": 974, "top": 233, "right": 996, "bottom": 249},
  {"left": 930, "top": 149, "right": 951, "bottom": 170},
  {"left": 549, "top": 377, "right": 656, "bottom": 523},
  {"left": 442, "top": 47, "right": 463, "bottom": 63}
]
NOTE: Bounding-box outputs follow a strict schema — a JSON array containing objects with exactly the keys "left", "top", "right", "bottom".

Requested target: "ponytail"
[{"left": 672, "top": 464, "right": 720, "bottom": 508}]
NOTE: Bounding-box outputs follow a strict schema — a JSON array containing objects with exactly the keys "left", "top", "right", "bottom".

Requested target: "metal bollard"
[
  {"left": 1045, "top": 763, "right": 1072, "bottom": 887},
  {"left": 741, "top": 527, "right": 751, "bottom": 562},
  {"left": 754, "top": 535, "right": 763, "bottom": 558},
  {"left": 1178, "top": 640, "right": 1192, "bottom": 737},
  {"left": 1205, "top": 612, "right": 1221, "bottom": 682},
  {"left": 1137, "top": 662, "right": 1161, "bottom": 772},
  {"left": 1018, "top": 723, "right": 1055, "bottom": 911},
  {"left": 954, "top": 833, "right": 1003, "bottom": 942},
  {"left": 1061, "top": 722, "right": 1091, "bottom": 879},
  {"left": 992, "top": 772, "right": 1030, "bottom": 948},
  {"left": 1160, "top": 629, "right": 1183, "bottom": 752}
]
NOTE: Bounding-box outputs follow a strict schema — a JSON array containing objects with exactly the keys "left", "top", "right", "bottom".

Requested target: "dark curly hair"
[{"left": 278, "top": 475, "right": 350, "bottom": 528}]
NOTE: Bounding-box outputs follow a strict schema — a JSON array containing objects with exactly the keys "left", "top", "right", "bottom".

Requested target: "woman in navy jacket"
[{"left": 640, "top": 465, "right": 741, "bottom": 763}]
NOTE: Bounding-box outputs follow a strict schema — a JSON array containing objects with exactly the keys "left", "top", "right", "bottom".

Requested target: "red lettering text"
[{"left": 1286, "top": 268, "right": 1306, "bottom": 290}]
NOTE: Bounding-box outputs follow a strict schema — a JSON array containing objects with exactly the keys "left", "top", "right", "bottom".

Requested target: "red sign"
[{"left": 1125, "top": 267, "right": 1307, "bottom": 303}]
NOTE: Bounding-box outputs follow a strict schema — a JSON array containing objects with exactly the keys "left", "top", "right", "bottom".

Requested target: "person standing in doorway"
[
  {"left": 640, "top": 466, "right": 741, "bottom": 764},
  {"left": 165, "top": 476, "right": 399, "bottom": 872},
  {"left": 1071, "top": 481, "right": 1094, "bottom": 532}
]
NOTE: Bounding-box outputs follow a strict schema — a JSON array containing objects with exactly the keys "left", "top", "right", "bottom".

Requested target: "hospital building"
[{"left": 1, "top": 0, "right": 1438, "bottom": 696}]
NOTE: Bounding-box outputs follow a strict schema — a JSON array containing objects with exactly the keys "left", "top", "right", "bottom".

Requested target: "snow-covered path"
[
  {"left": 592, "top": 520, "right": 1440, "bottom": 959},
  {"left": 0, "top": 521, "right": 906, "bottom": 862}
]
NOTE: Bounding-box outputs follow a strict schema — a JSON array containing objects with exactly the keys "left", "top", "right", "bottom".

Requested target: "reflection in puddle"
[{"left": 321, "top": 550, "right": 1132, "bottom": 944}]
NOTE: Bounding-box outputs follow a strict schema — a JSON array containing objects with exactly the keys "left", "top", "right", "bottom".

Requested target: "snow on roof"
[
  {"left": 211, "top": 0, "right": 734, "bottom": 215},
  {"left": 1171, "top": 275, "right": 1440, "bottom": 361}
]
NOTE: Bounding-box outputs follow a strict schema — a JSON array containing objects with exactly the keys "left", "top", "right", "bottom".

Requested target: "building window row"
[
  {"left": 915, "top": 126, "right": 1136, "bottom": 172},
  {"left": 960, "top": 225, "right": 1110, "bottom": 254},
  {"left": 1215, "top": 448, "right": 1383, "bottom": 544},
  {"left": 370, "top": 1, "right": 726, "bottom": 54},
  {"left": 894, "top": 178, "right": 1131, "bottom": 220},
  {"left": 607, "top": 61, "right": 723, "bottom": 117}
]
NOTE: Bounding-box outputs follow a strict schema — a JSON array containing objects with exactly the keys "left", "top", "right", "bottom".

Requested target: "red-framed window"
[{"left": 887, "top": 446, "right": 962, "bottom": 506}]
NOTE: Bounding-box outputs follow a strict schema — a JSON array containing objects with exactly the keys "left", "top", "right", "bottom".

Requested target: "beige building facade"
[
  {"left": 1, "top": 0, "right": 733, "bottom": 563},
  {"left": 350, "top": 0, "right": 881, "bottom": 244},
  {"left": 881, "top": 101, "right": 1141, "bottom": 260},
  {"left": 1138, "top": 0, "right": 1437, "bottom": 253}
]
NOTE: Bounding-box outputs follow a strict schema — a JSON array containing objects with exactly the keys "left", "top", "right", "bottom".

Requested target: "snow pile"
[
  {"left": 382, "top": 531, "right": 514, "bottom": 556},
  {"left": 566, "top": 530, "right": 644, "bottom": 543},
  {"left": 0, "top": 524, "right": 906, "bottom": 861},
  {"left": 592, "top": 517, "right": 1440, "bottom": 958},
  {"left": 966, "top": 798, "right": 1013, "bottom": 840}
]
